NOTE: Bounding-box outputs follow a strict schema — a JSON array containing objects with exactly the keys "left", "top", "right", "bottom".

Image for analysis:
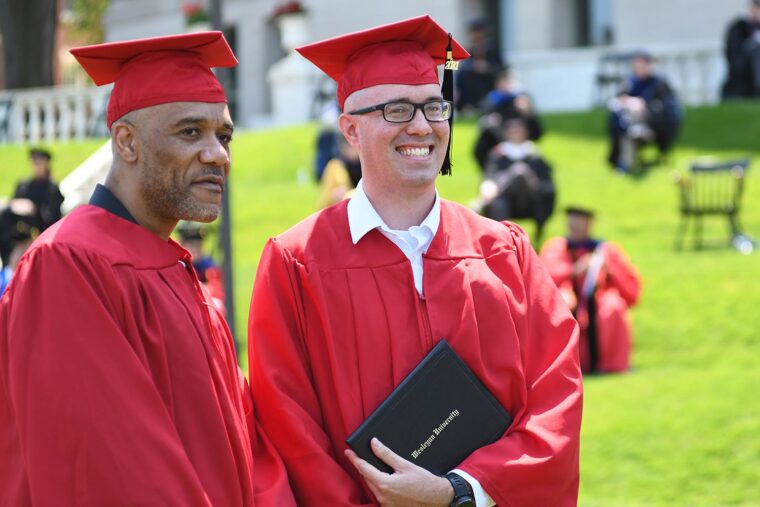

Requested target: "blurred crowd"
[
  {"left": 5, "top": 4, "right": 760, "bottom": 376},
  {"left": 303, "top": 5, "right": 760, "bottom": 374}
]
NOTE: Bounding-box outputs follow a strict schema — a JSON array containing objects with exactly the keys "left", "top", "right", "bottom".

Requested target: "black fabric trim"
[
  {"left": 88, "top": 184, "right": 138, "bottom": 224},
  {"left": 586, "top": 294, "right": 600, "bottom": 373}
]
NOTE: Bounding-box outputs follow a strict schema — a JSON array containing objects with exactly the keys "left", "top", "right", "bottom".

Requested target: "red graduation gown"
[
  {"left": 539, "top": 237, "right": 641, "bottom": 373},
  {"left": 249, "top": 199, "right": 583, "bottom": 506},
  {"left": 0, "top": 205, "right": 294, "bottom": 506}
]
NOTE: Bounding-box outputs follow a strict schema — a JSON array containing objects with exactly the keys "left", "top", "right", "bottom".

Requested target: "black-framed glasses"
[{"left": 347, "top": 100, "right": 453, "bottom": 123}]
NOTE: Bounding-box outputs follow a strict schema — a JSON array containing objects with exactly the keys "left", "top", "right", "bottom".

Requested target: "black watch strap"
[{"left": 445, "top": 472, "right": 475, "bottom": 507}]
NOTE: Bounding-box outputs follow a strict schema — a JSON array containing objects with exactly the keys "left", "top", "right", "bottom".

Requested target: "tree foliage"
[{"left": 70, "top": 0, "right": 110, "bottom": 44}]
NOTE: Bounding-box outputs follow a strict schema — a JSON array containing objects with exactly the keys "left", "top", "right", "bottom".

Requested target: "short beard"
[{"left": 139, "top": 158, "right": 222, "bottom": 224}]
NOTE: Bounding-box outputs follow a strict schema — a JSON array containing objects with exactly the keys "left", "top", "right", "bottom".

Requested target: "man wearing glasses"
[{"left": 248, "top": 16, "right": 582, "bottom": 507}]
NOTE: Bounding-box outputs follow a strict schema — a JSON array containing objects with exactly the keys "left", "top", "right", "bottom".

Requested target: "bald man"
[{"left": 0, "top": 32, "right": 294, "bottom": 506}]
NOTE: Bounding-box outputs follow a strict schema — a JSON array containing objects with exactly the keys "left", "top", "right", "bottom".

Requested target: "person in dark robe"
[
  {"left": 9, "top": 148, "right": 64, "bottom": 232},
  {"left": 607, "top": 50, "right": 681, "bottom": 173},
  {"left": 249, "top": 15, "right": 582, "bottom": 507},
  {"left": 473, "top": 67, "right": 544, "bottom": 170},
  {"left": 478, "top": 117, "right": 555, "bottom": 242},
  {"left": 0, "top": 147, "right": 64, "bottom": 264},
  {"left": 0, "top": 32, "right": 295, "bottom": 506},
  {"left": 0, "top": 210, "right": 38, "bottom": 296},
  {"left": 539, "top": 207, "right": 642, "bottom": 374},
  {"left": 455, "top": 17, "right": 505, "bottom": 114},
  {"left": 722, "top": 0, "right": 760, "bottom": 99}
]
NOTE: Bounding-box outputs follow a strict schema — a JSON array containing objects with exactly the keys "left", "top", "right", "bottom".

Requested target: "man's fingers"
[
  {"left": 370, "top": 438, "right": 409, "bottom": 472},
  {"left": 344, "top": 448, "right": 389, "bottom": 484}
]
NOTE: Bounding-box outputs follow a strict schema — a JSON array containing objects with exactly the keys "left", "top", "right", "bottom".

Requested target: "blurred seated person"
[
  {"left": 176, "top": 221, "right": 225, "bottom": 314},
  {"left": 607, "top": 51, "right": 681, "bottom": 173},
  {"left": 316, "top": 133, "right": 361, "bottom": 209},
  {"left": 314, "top": 98, "right": 341, "bottom": 181},
  {"left": 9, "top": 148, "right": 64, "bottom": 231},
  {"left": 722, "top": 0, "right": 760, "bottom": 99},
  {"left": 474, "top": 68, "right": 544, "bottom": 170},
  {"left": 477, "top": 118, "right": 555, "bottom": 241},
  {"left": 1, "top": 148, "right": 62, "bottom": 270},
  {"left": 539, "top": 207, "right": 641, "bottom": 374},
  {"left": 0, "top": 209, "right": 39, "bottom": 296},
  {"left": 455, "top": 17, "right": 504, "bottom": 114}
]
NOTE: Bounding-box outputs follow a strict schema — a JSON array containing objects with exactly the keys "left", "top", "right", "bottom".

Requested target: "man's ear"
[
  {"left": 111, "top": 120, "right": 139, "bottom": 163},
  {"left": 338, "top": 113, "right": 361, "bottom": 150}
]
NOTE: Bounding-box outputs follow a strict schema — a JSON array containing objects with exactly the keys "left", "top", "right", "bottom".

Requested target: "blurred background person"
[
  {"left": 607, "top": 50, "right": 681, "bottom": 173},
  {"left": 7, "top": 148, "right": 64, "bottom": 232},
  {"left": 540, "top": 207, "right": 642, "bottom": 374},
  {"left": 316, "top": 133, "right": 361, "bottom": 209},
  {"left": 176, "top": 221, "right": 226, "bottom": 315},
  {"left": 722, "top": 0, "right": 760, "bottom": 99},
  {"left": 474, "top": 67, "right": 544, "bottom": 170},
  {"left": 0, "top": 211, "right": 39, "bottom": 296},
  {"left": 313, "top": 97, "right": 341, "bottom": 181},
  {"left": 0, "top": 148, "right": 62, "bottom": 267},
  {"left": 477, "top": 117, "right": 555, "bottom": 242},
  {"left": 455, "top": 17, "right": 504, "bottom": 115}
]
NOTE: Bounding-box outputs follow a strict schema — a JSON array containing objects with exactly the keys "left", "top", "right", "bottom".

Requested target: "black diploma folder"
[{"left": 345, "top": 339, "right": 511, "bottom": 475}]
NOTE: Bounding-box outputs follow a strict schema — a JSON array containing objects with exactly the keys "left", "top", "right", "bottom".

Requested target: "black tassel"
[{"left": 441, "top": 33, "right": 456, "bottom": 176}]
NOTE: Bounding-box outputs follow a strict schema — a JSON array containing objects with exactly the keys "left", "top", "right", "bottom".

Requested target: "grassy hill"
[{"left": 1, "top": 103, "right": 759, "bottom": 505}]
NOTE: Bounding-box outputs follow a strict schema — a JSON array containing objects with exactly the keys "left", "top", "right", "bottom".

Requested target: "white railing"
[{"left": 0, "top": 85, "right": 112, "bottom": 144}]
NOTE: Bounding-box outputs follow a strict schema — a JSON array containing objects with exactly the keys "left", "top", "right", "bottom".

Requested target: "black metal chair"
[
  {"left": 674, "top": 158, "right": 750, "bottom": 250},
  {"left": 594, "top": 52, "right": 631, "bottom": 107}
]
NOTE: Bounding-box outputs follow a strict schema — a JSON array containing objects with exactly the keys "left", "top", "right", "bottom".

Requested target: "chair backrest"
[
  {"left": 594, "top": 52, "right": 631, "bottom": 106},
  {"left": 681, "top": 159, "right": 749, "bottom": 214}
]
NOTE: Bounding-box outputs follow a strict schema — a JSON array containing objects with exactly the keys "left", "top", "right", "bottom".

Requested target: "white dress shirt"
[
  {"left": 347, "top": 181, "right": 496, "bottom": 506},
  {"left": 347, "top": 181, "right": 439, "bottom": 295}
]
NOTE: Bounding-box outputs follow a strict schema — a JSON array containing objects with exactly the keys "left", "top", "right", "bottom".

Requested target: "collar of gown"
[{"left": 82, "top": 184, "right": 192, "bottom": 267}]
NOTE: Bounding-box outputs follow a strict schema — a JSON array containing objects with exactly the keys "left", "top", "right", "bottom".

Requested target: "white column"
[
  {"left": 44, "top": 97, "right": 56, "bottom": 143},
  {"left": 59, "top": 93, "right": 72, "bottom": 142},
  {"left": 28, "top": 101, "right": 42, "bottom": 144},
  {"left": 74, "top": 94, "right": 87, "bottom": 141},
  {"left": 267, "top": 12, "right": 319, "bottom": 126},
  {"left": 9, "top": 98, "right": 25, "bottom": 143}
]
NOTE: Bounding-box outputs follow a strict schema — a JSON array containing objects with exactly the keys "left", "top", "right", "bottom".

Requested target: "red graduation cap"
[
  {"left": 296, "top": 15, "right": 469, "bottom": 111},
  {"left": 70, "top": 31, "right": 238, "bottom": 129}
]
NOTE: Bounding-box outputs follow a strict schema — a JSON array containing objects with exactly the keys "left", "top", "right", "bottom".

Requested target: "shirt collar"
[{"left": 347, "top": 180, "right": 440, "bottom": 245}]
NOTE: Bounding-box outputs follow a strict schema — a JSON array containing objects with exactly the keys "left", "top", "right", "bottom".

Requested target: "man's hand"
[
  {"left": 479, "top": 179, "right": 499, "bottom": 204},
  {"left": 9, "top": 198, "right": 36, "bottom": 216},
  {"left": 345, "top": 438, "right": 454, "bottom": 507},
  {"left": 572, "top": 255, "right": 591, "bottom": 276}
]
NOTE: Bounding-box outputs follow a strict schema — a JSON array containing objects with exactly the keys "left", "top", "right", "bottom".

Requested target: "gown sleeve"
[
  {"left": 457, "top": 224, "right": 583, "bottom": 507},
  {"left": 248, "top": 238, "right": 374, "bottom": 506},
  {"left": 237, "top": 370, "right": 297, "bottom": 506},
  {"left": 538, "top": 237, "right": 573, "bottom": 286},
  {"left": 0, "top": 244, "right": 214, "bottom": 506},
  {"left": 603, "top": 242, "right": 642, "bottom": 307}
]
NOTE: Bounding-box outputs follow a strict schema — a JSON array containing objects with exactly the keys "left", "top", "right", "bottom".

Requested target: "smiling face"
[
  {"left": 339, "top": 83, "right": 449, "bottom": 197},
  {"left": 127, "top": 101, "right": 233, "bottom": 231}
]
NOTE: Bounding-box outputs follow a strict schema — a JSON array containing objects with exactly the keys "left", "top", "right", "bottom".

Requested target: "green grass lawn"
[{"left": 1, "top": 103, "right": 759, "bottom": 505}]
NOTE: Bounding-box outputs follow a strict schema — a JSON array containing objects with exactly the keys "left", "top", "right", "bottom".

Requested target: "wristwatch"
[{"left": 445, "top": 472, "right": 476, "bottom": 507}]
